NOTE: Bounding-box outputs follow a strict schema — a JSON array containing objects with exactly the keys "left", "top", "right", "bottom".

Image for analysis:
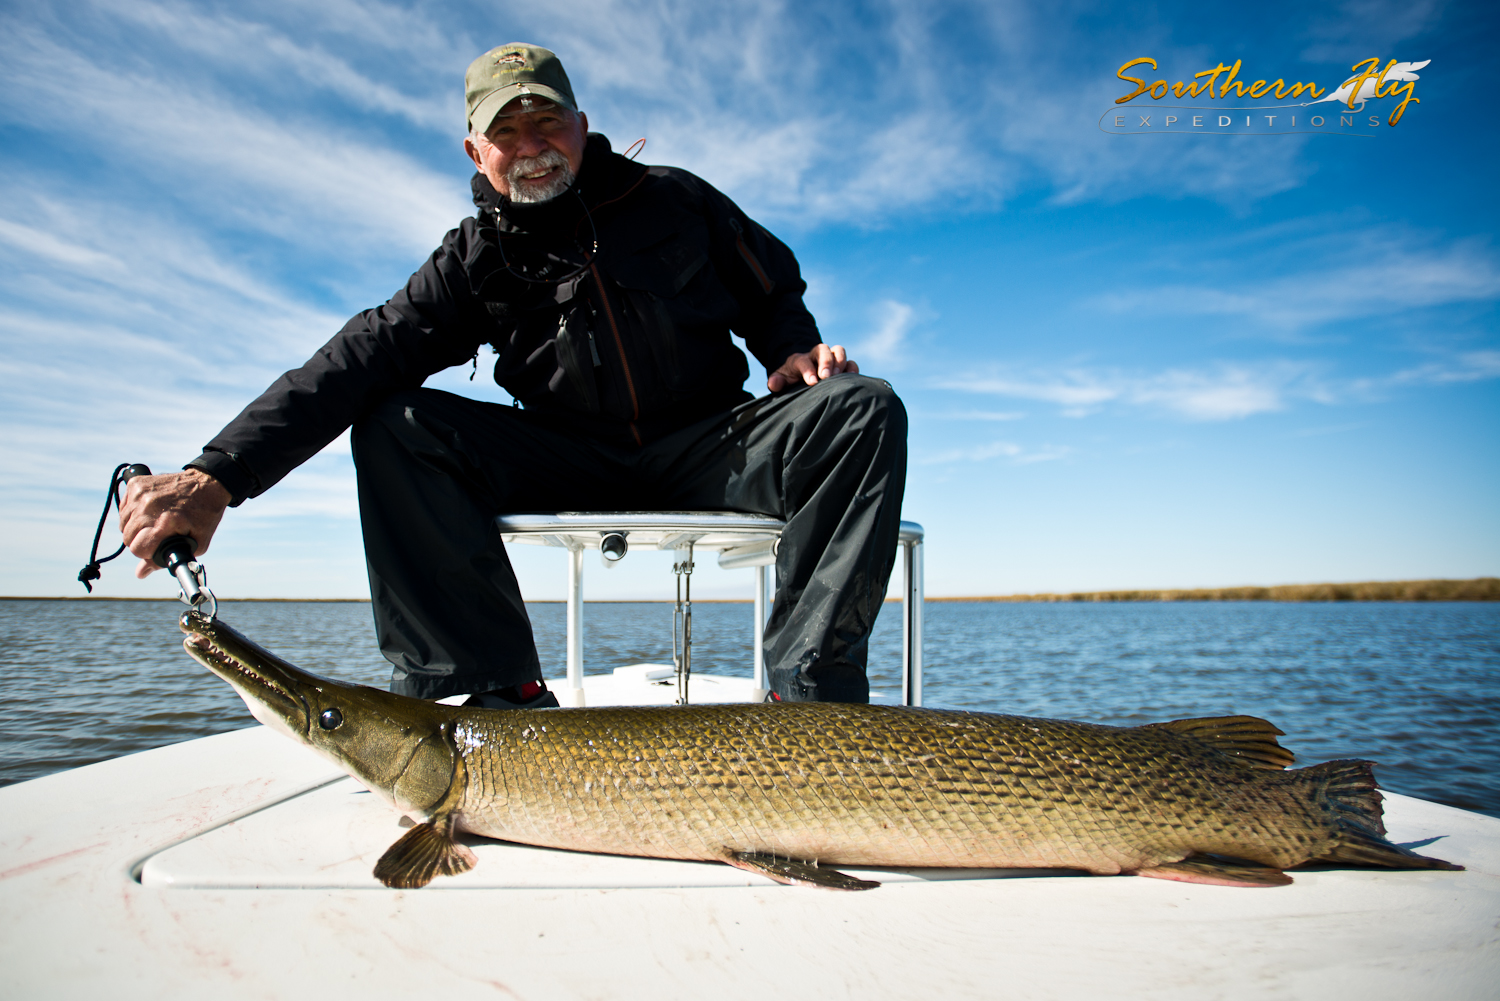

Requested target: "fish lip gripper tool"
[
  {"left": 119, "top": 464, "right": 217, "bottom": 618},
  {"left": 79, "top": 463, "right": 218, "bottom": 618}
]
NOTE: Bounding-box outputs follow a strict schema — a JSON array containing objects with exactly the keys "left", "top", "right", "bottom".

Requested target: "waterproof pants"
[{"left": 350, "top": 374, "right": 907, "bottom": 703}]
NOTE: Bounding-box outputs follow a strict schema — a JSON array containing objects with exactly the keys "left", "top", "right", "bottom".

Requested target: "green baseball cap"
[{"left": 465, "top": 43, "right": 578, "bottom": 134}]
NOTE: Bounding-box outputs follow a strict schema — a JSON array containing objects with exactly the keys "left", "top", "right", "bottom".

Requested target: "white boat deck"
[{"left": 2, "top": 668, "right": 1498, "bottom": 1000}]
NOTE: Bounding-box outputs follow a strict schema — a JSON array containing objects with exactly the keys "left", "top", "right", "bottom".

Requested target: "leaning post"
[{"left": 565, "top": 543, "right": 586, "bottom": 706}]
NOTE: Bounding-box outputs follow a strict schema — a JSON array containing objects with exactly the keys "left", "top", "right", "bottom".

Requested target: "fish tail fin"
[
  {"left": 1301, "top": 759, "right": 1464, "bottom": 871},
  {"left": 1307, "top": 758, "right": 1387, "bottom": 835}
]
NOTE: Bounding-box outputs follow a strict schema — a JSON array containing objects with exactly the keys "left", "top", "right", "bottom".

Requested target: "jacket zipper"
[{"left": 588, "top": 261, "right": 642, "bottom": 445}]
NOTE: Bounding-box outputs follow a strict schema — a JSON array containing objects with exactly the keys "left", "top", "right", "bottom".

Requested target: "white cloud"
[
  {"left": 927, "top": 410, "right": 1026, "bottom": 421},
  {"left": 852, "top": 300, "right": 915, "bottom": 365},
  {"left": 0, "top": 190, "right": 347, "bottom": 364},
  {"left": 1299, "top": 0, "right": 1444, "bottom": 63},
  {"left": 1386, "top": 351, "right": 1500, "bottom": 386},
  {"left": 918, "top": 440, "right": 1070, "bottom": 466},
  {"left": 0, "top": 217, "right": 119, "bottom": 271},
  {"left": 940, "top": 361, "right": 1325, "bottom": 421},
  {"left": 1091, "top": 226, "right": 1500, "bottom": 330},
  {"left": 1288, "top": 421, "right": 1367, "bottom": 438},
  {"left": 0, "top": 187, "right": 358, "bottom": 525},
  {"left": 95, "top": 0, "right": 458, "bottom": 131},
  {"left": 499, "top": 0, "right": 1326, "bottom": 223},
  {"left": 1128, "top": 364, "right": 1305, "bottom": 420},
  {"left": 943, "top": 345, "right": 1500, "bottom": 422},
  {"left": 0, "top": 19, "right": 469, "bottom": 257},
  {"left": 942, "top": 373, "right": 1120, "bottom": 411}
]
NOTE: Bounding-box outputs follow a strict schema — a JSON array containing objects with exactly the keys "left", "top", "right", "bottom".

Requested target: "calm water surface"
[{"left": 2, "top": 599, "right": 1496, "bottom": 817}]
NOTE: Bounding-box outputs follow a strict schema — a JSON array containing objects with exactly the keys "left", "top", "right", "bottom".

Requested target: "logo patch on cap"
[{"left": 498, "top": 51, "right": 527, "bottom": 66}]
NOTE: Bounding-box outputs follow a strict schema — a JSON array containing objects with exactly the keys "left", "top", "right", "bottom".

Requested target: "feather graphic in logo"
[{"left": 1308, "top": 59, "right": 1430, "bottom": 111}]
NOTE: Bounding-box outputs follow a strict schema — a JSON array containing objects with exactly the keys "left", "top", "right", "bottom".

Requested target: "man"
[{"left": 121, "top": 44, "right": 906, "bottom": 707}]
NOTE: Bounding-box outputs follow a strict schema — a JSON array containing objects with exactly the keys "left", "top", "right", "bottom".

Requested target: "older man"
[{"left": 121, "top": 44, "right": 906, "bottom": 706}]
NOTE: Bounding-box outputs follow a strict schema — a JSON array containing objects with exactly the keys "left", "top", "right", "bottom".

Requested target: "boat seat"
[{"left": 496, "top": 512, "right": 925, "bottom": 707}]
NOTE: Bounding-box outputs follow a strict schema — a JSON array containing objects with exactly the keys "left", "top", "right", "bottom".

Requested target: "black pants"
[{"left": 350, "top": 375, "right": 907, "bottom": 703}]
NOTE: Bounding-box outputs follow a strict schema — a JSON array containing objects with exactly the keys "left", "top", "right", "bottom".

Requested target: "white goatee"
[{"left": 506, "top": 149, "right": 576, "bottom": 204}]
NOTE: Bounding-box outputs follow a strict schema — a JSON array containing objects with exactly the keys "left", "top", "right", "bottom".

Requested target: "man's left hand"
[{"left": 768, "top": 344, "right": 859, "bottom": 392}]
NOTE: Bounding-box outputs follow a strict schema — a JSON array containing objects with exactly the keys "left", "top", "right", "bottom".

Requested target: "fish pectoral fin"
[
  {"left": 1133, "top": 854, "right": 1293, "bottom": 888},
  {"left": 372, "top": 817, "right": 478, "bottom": 888},
  {"left": 725, "top": 851, "right": 880, "bottom": 891}
]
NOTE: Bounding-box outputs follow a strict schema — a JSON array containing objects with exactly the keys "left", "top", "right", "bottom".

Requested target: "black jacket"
[{"left": 190, "top": 134, "right": 823, "bottom": 505}]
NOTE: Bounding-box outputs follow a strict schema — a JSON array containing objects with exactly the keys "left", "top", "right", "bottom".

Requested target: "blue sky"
[{"left": 2, "top": 0, "right": 1495, "bottom": 601}]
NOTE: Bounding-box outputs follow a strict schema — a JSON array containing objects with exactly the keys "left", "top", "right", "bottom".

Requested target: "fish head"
[{"left": 180, "top": 610, "right": 459, "bottom": 819}]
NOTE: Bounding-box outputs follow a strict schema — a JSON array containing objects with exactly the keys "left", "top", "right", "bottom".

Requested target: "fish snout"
[{"left": 178, "top": 610, "right": 311, "bottom": 739}]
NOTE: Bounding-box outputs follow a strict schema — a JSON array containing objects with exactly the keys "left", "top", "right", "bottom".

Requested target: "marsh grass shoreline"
[{"left": 935, "top": 578, "right": 1500, "bottom": 603}]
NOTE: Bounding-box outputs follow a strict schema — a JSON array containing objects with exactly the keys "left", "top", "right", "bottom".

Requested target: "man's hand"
[
  {"left": 767, "top": 344, "right": 860, "bottom": 393},
  {"left": 119, "top": 468, "right": 232, "bottom": 579}
]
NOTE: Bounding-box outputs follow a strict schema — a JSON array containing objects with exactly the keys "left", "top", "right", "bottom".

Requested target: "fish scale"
[
  {"left": 178, "top": 611, "right": 1463, "bottom": 890},
  {"left": 445, "top": 704, "right": 1299, "bottom": 872}
]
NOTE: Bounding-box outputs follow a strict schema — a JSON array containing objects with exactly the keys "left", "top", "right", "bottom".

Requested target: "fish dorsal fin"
[{"left": 1142, "top": 715, "right": 1296, "bottom": 770}]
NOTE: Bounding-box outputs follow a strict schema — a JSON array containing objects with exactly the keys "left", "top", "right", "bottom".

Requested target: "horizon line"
[{"left": 7, "top": 576, "right": 1495, "bottom": 604}]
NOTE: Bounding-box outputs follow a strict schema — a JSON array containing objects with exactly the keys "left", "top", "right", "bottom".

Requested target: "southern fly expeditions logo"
[{"left": 1100, "top": 57, "right": 1430, "bottom": 136}]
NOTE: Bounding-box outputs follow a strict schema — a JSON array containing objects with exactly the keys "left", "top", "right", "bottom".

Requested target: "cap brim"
[{"left": 468, "top": 85, "right": 575, "bottom": 134}]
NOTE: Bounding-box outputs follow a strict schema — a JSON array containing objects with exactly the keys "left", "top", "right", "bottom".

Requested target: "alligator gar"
[{"left": 179, "top": 610, "right": 1461, "bottom": 890}]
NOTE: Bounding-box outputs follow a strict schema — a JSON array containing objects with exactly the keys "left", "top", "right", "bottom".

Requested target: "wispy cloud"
[
  {"left": 502, "top": 0, "right": 1335, "bottom": 222},
  {"left": 927, "top": 410, "right": 1027, "bottom": 422},
  {"left": 96, "top": 0, "right": 459, "bottom": 131},
  {"left": 0, "top": 190, "right": 346, "bottom": 365},
  {"left": 534, "top": 3, "right": 1006, "bottom": 222},
  {"left": 918, "top": 440, "right": 1071, "bottom": 465},
  {"left": 1090, "top": 225, "right": 1500, "bottom": 331},
  {"left": 942, "top": 373, "right": 1118, "bottom": 413},
  {"left": 1288, "top": 421, "right": 1368, "bottom": 438},
  {"left": 852, "top": 300, "right": 915, "bottom": 365},
  {"left": 1129, "top": 364, "right": 1316, "bottom": 420},
  {"left": 0, "top": 187, "right": 351, "bottom": 511},
  {"left": 0, "top": 16, "right": 469, "bottom": 257},
  {"left": 940, "top": 361, "right": 1327, "bottom": 420},
  {"left": 944, "top": 346, "right": 1500, "bottom": 422},
  {"left": 1299, "top": 0, "right": 1444, "bottom": 62},
  {"left": 1384, "top": 351, "right": 1500, "bottom": 386}
]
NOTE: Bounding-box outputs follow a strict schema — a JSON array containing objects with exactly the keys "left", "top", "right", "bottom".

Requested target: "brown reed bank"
[{"left": 935, "top": 578, "right": 1499, "bottom": 603}]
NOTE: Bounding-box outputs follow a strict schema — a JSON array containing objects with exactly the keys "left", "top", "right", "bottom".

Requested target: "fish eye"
[{"left": 319, "top": 707, "right": 344, "bottom": 731}]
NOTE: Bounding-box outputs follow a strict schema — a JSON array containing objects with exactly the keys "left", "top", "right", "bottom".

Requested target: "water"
[{"left": 2, "top": 599, "right": 1496, "bottom": 817}]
